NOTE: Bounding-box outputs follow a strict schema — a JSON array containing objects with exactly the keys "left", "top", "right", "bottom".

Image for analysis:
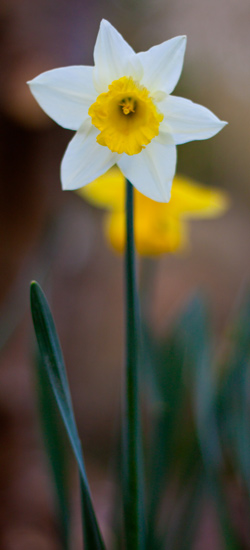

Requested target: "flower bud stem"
[{"left": 123, "top": 179, "right": 145, "bottom": 550}]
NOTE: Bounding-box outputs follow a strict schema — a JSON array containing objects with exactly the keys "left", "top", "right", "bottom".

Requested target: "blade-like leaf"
[
  {"left": 143, "top": 301, "right": 203, "bottom": 549},
  {"left": 218, "top": 291, "right": 250, "bottom": 497},
  {"left": 144, "top": 324, "right": 190, "bottom": 546},
  {"left": 36, "top": 354, "right": 70, "bottom": 548},
  {"left": 30, "top": 281, "right": 105, "bottom": 550},
  {"left": 179, "top": 297, "right": 222, "bottom": 469},
  {"left": 146, "top": 295, "right": 240, "bottom": 550},
  {"left": 179, "top": 296, "right": 240, "bottom": 550},
  {"left": 168, "top": 470, "right": 204, "bottom": 550}
]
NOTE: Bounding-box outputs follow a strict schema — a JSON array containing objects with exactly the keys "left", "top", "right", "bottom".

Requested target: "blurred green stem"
[{"left": 123, "top": 179, "right": 145, "bottom": 550}]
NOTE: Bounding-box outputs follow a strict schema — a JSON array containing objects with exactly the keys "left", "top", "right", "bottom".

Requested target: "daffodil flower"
[
  {"left": 28, "top": 19, "right": 227, "bottom": 202},
  {"left": 77, "top": 167, "right": 229, "bottom": 256}
]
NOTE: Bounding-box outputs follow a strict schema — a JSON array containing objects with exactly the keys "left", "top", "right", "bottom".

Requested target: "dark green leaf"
[
  {"left": 178, "top": 296, "right": 239, "bottom": 549},
  {"left": 30, "top": 281, "right": 105, "bottom": 550},
  {"left": 36, "top": 353, "right": 70, "bottom": 548},
  {"left": 143, "top": 299, "right": 203, "bottom": 549},
  {"left": 218, "top": 291, "right": 250, "bottom": 496}
]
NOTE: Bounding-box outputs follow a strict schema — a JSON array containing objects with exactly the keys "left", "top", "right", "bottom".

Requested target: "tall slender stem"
[{"left": 123, "top": 179, "right": 144, "bottom": 550}]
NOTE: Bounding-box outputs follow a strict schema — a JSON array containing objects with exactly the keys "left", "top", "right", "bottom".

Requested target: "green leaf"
[
  {"left": 178, "top": 296, "right": 222, "bottom": 469},
  {"left": 168, "top": 470, "right": 204, "bottom": 550},
  {"left": 218, "top": 291, "right": 250, "bottom": 497},
  {"left": 144, "top": 325, "right": 189, "bottom": 544},
  {"left": 143, "top": 303, "right": 203, "bottom": 550},
  {"left": 35, "top": 354, "right": 70, "bottom": 548},
  {"left": 146, "top": 295, "right": 240, "bottom": 550},
  {"left": 179, "top": 295, "right": 239, "bottom": 550},
  {"left": 30, "top": 281, "right": 105, "bottom": 550}
]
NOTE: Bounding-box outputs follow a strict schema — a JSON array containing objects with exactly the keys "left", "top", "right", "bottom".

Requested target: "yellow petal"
[
  {"left": 170, "top": 175, "right": 229, "bottom": 218},
  {"left": 104, "top": 209, "right": 187, "bottom": 256},
  {"left": 76, "top": 168, "right": 229, "bottom": 257}
]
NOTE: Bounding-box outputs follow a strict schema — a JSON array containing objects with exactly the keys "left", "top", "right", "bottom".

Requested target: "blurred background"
[{"left": 1, "top": 0, "right": 250, "bottom": 548}]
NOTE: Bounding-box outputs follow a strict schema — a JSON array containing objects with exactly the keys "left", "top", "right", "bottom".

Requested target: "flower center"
[
  {"left": 119, "top": 97, "right": 136, "bottom": 115},
  {"left": 88, "top": 76, "right": 163, "bottom": 155}
]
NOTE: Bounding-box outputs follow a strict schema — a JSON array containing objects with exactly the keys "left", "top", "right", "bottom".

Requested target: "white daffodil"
[{"left": 28, "top": 19, "right": 226, "bottom": 202}]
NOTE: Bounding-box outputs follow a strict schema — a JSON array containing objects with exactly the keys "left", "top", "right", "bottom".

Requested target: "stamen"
[{"left": 119, "top": 97, "right": 136, "bottom": 115}]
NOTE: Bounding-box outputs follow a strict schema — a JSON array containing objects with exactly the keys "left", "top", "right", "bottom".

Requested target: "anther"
[{"left": 119, "top": 97, "right": 136, "bottom": 115}]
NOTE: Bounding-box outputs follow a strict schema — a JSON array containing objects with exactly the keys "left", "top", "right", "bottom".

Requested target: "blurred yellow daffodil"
[{"left": 77, "top": 167, "right": 229, "bottom": 256}]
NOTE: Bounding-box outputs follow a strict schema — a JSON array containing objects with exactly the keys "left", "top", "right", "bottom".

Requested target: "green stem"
[{"left": 123, "top": 179, "right": 145, "bottom": 550}]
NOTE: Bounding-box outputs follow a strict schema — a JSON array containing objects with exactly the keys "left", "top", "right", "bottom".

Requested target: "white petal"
[
  {"left": 117, "top": 140, "right": 177, "bottom": 202},
  {"left": 123, "top": 55, "right": 144, "bottom": 82},
  {"left": 61, "top": 123, "right": 118, "bottom": 190},
  {"left": 161, "top": 95, "right": 227, "bottom": 144},
  {"left": 155, "top": 127, "right": 175, "bottom": 145},
  {"left": 28, "top": 66, "right": 96, "bottom": 130},
  {"left": 93, "top": 19, "right": 136, "bottom": 92},
  {"left": 137, "top": 36, "right": 186, "bottom": 95}
]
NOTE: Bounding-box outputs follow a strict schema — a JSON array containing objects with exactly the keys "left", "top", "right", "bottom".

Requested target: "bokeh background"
[{"left": 1, "top": 0, "right": 250, "bottom": 548}]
